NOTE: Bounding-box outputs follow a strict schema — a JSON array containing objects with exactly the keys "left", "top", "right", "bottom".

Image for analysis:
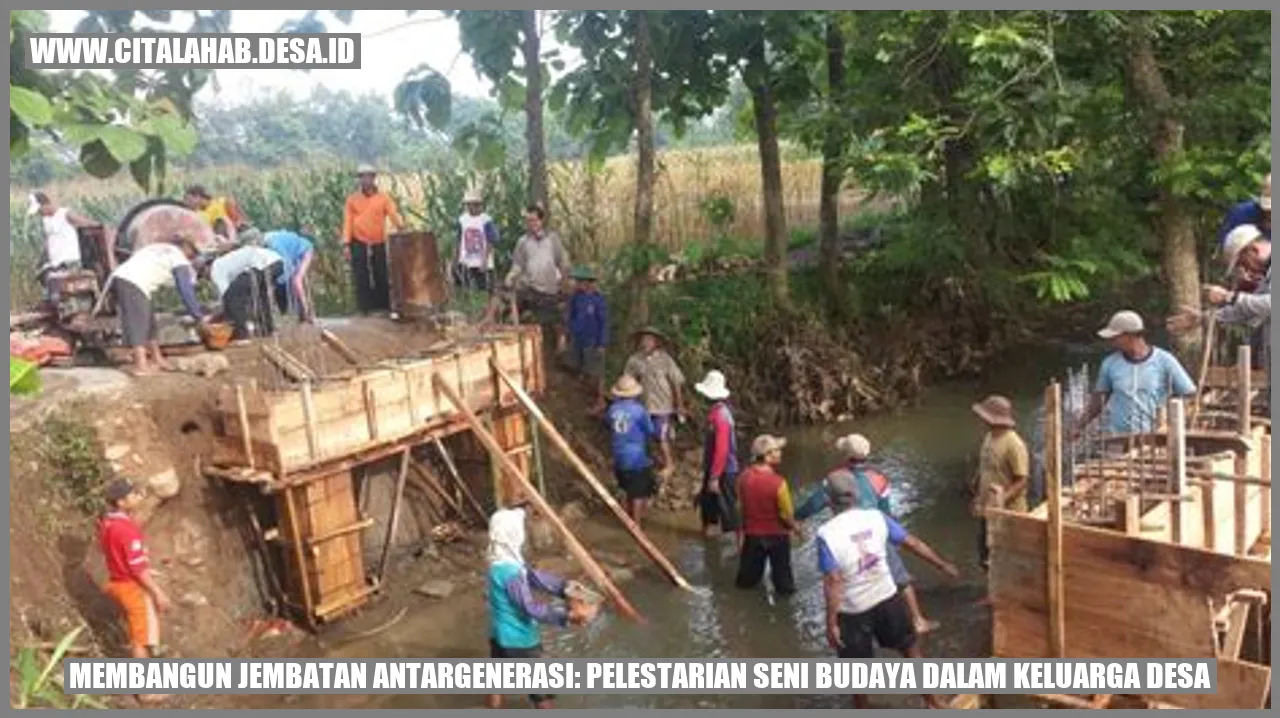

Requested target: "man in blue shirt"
[
  {"left": 1073, "top": 310, "right": 1197, "bottom": 437},
  {"left": 605, "top": 375, "right": 659, "bottom": 525},
  {"left": 261, "top": 229, "right": 316, "bottom": 323},
  {"left": 1218, "top": 173, "right": 1270, "bottom": 245},
  {"left": 564, "top": 266, "right": 608, "bottom": 416}
]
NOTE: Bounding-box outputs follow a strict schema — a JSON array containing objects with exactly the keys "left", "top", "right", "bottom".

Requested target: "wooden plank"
[
  {"left": 1168, "top": 399, "right": 1186, "bottom": 544},
  {"left": 1146, "top": 660, "right": 1270, "bottom": 710},
  {"left": 434, "top": 373, "right": 644, "bottom": 624},
  {"left": 280, "top": 487, "right": 316, "bottom": 628},
  {"left": 1261, "top": 435, "right": 1271, "bottom": 538},
  {"left": 320, "top": 329, "right": 362, "bottom": 365},
  {"left": 988, "top": 509, "right": 1270, "bottom": 660},
  {"left": 306, "top": 516, "right": 375, "bottom": 549},
  {"left": 1044, "top": 382, "right": 1065, "bottom": 657},
  {"left": 300, "top": 382, "right": 319, "bottom": 460}
]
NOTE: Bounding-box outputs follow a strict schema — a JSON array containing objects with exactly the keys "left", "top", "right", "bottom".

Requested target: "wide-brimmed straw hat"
[
  {"left": 610, "top": 375, "right": 643, "bottom": 399},
  {"left": 632, "top": 326, "right": 669, "bottom": 345},
  {"left": 694, "top": 370, "right": 730, "bottom": 401},
  {"left": 751, "top": 434, "right": 787, "bottom": 459},
  {"left": 835, "top": 434, "right": 872, "bottom": 461},
  {"left": 972, "top": 395, "right": 1016, "bottom": 428}
]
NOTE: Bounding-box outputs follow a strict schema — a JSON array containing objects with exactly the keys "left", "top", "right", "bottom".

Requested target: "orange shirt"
[{"left": 343, "top": 190, "right": 404, "bottom": 245}]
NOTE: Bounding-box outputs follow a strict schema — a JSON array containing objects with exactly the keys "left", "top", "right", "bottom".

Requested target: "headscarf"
[{"left": 488, "top": 507, "right": 527, "bottom": 567}]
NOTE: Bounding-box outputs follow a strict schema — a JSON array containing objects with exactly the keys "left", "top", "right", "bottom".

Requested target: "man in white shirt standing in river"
[{"left": 816, "top": 469, "right": 959, "bottom": 709}]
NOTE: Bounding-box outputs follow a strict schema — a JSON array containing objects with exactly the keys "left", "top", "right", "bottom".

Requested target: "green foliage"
[
  {"left": 12, "top": 625, "right": 107, "bottom": 709},
  {"left": 699, "top": 192, "right": 736, "bottom": 236},
  {"left": 37, "top": 413, "right": 110, "bottom": 519}
]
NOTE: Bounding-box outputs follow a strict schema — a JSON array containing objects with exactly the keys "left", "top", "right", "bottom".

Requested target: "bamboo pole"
[
  {"left": 433, "top": 374, "right": 645, "bottom": 623},
  {"left": 1168, "top": 399, "right": 1186, "bottom": 544},
  {"left": 491, "top": 360, "right": 694, "bottom": 591},
  {"left": 376, "top": 448, "right": 412, "bottom": 585},
  {"left": 432, "top": 436, "right": 488, "bottom": 523},
  {"left": 1189, "top": 313, "right": 1218, "bottom": 425},
  {"left": 1044, "top": 381, "right": 1066, "bottom": 657}
]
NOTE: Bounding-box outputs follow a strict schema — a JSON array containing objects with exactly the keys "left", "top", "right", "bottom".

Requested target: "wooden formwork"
[{"left": 981, "top": 351, "right": 1272, "bottom": 711}]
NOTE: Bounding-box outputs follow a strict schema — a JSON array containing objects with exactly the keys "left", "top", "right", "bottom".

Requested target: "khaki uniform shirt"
[{"left": 975, "top": 429, "right": 1030, "bottom": 513}]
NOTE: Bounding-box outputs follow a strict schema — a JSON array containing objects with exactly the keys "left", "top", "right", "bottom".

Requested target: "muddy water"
[{"left": 286, "top": 343, "right": 1098, "bottom": 710}]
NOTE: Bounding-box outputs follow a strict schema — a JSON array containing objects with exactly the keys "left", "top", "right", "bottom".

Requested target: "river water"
[{"left": 278, "top": 343, "right": 1099, "bottom": 710}]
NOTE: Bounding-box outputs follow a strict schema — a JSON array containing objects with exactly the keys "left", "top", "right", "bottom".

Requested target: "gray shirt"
[
  {"left": 1216, "top": 266, "right": 1271, "bottom": 383},
  {"left": 507, "top": 230, "right": 570, "bottom": 296},
  {"left": 624, "top": 349, "right": 685, "bottom": 415}
]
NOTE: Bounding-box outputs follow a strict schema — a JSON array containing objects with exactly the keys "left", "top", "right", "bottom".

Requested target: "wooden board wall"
[
  {"left": 213, "top": 328, "right": 542, "bottom": 475},
  {"left": 988, "top": 508, "right": 1271, "bottom": 660},
  {"left": 277, "top": 471, "right": 369, "bottom": 624}
]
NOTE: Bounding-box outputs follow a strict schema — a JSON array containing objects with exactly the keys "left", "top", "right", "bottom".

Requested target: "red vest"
[{"left": 738, "top": 465, "right": 787, "bottom": 536}]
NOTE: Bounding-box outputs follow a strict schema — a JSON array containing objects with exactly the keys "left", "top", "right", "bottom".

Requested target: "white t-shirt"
[
  {"left": 458, "top": 212, "right": 494, "bottom": 269},
  {"left": 815, "top": 507, "right": 908, "bottom": 615},
  {"left": 42, "top": 208, "right": 82, "bottom": 267},
  {"left": 111, "top": 243, "right": 192, "bottom": 298},
  {"left": 210, "top": 246, "right": 282, "bottom": 298}
]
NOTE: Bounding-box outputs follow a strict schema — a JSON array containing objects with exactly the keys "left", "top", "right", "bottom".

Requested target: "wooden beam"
[
  {"left": 1260, "top": 434, "right": 1270, "bottom": 538},
  {"left": 1168, "top": 399, "right": 1186, "bottom": 543},
  {"left": 1200, "top": 478, "right": 1216, "bottom": 551},
  {"left": 1190, "top": 313, "right": 1217, "bottom": 424},
  {"left": 300, "top": 381, "right": 319, "bottom": 461},
  {"left": 1044, "top": 381, "right": 1065, "bottom": 657},
  {"left": 433, "top": 436, "right": 488, "bottom": 524},
  {"left": 320, "top": 329, "right": 362, "bottom": 366},
  {"left": 235, "top": 384, "right": 255, "bottom": 470},
  {"left": 492, "top": 360, "right": 694, "bottom": 592},
  {"left": 376, "top": 449, "right": 411, "bottom": 585},
  {"left": 433, "top": 373, "right": 645, "bottom": 624},
  {"left": 281, "top": 487, "right": 316, "bottom": 628},
  {"left": 307, "top": 516, "right": 376, "bottom": 550}
]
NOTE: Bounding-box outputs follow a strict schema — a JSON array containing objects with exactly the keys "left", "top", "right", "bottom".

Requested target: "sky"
[{"left": 45, "top": 10, "right": 538, "bottom": 106}]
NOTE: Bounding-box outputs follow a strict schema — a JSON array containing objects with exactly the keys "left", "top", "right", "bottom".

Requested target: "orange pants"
[{"left": 104, "top": 580, "right": 158, "bottom": 650}]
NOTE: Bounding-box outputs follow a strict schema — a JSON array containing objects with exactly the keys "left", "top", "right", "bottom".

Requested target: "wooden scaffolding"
[{"left": 962, "top": 345, "right": 1271, "bottom": 710}]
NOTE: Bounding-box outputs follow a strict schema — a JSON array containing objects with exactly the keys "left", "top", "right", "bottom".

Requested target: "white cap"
[
  {"left": 694, "top": 370, "right": 730, "bottom": 400},
  {"left": 1222, "top": 224, "right": 1264, "bottom": 270},
  {"left": 1260, "top": 173, "right": 1271, "bottom": 212},
  {"left": 835, "top": 434, "right": 871, "bottom": 460},
  {"left": 355, "top": 163, "right": 377, "bottom": 175},
  {"left": 750, "top": 434, "right": 787, "bottom": 459},
  {"left": 1097, "top": 310, "right": 1144, "bottom": 339}
]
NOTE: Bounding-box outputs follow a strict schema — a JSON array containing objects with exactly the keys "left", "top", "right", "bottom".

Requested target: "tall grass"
[{"left": 9, "top": 144, "right": 869, "bottom": 311}]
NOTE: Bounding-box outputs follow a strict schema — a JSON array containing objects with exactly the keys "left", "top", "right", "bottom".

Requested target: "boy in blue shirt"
[
  {"left": 486, "top": 507, "right": 597, "bottom": 709},
  {"left": 564, "top": 266, "right": 608, "bottom": 416},
  {"left": 605, "top": 375, "right": 659, "bottom": 525}
]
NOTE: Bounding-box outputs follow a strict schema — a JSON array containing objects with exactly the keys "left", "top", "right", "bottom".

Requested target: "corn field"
[{"left": 9, "top": 144, "right": 865, "bottom": 312}]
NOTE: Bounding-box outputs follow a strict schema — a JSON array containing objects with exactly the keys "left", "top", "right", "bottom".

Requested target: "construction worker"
[
  {"left": 99, "top": 478, "right": 171, "bottom": 705},
  {"left": 108, "top": 236, "right": 209, "bottom": 376},
  {"left": 343, "top": 164, "right": 405, "bottom": 315},
  {"left": 815, "top": 470, "right": 959, "bottom": 709},
  {"left": 564, "top": 266, "right": 609, "bottom": 415},
  {"left": 605, "top": 375, "right": 659, "bottom": 525},
  {"left": 624, "top": 327, "right": 687, "bottom": 478},
  {"left": 183, "top": 185, "right": 258, "bottom": 245},
  {"left": 1219, "top": 172, "right": 1270, "bottom": 244},
  {"left": 455, "top": 189, "right": 500, "bottom": 292},
  {"left": 794, "top": 434, "right": 940, "bottom": 634},
  {"left": 734, "top": 434, "right": 798, "bottom": 596},
  {"left": 1072, "top": 310, "right": 1196, "bottom": 437},
  {"left": 695, "top": 370, "right": 739, "bottom": 538},
  {"left": 207, "top": 244, "right": 284, "bottom": 343},
  {"left": 504, "top": 203, "right": 572, "bottom": 350},
  {"left": 485, "top": 507, "right": 598, "bottom": 709},
  {"left": 27, "top": 191, "right": 108, "bottom": 305},
  {"left": 969, "top": 395, "right": 1029, "bottom": 606},
  {"left": 262, "top": 229, "right": 317, "bottom": 323}
]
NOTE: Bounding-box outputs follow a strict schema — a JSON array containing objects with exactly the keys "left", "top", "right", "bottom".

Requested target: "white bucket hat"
[
  {"left": 694, "top": 370, "right": 730, "bottom": 401},
  {"left": 1097, "top": 310, "right": 1144, "bottom": 339},
  {"left": 463, "top": 189, "right": 483, "bottom": 204}
]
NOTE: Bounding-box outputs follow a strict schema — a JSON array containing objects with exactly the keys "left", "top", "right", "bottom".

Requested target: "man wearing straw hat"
[
  {"left": 605, "top": 375, "right": 659, "bottom": 524},
  {"left": 695, "top": 369, "right": 739, "bottom": 538},
  {"left": 342, "top": 164, "right": 405, "bottom": 315},
  {"left": 970, "top": 395, "right": 1029, "bottom": 605},
  {"left": 454, "top": 188, "right": 500, "bottom": 292},
  {"left": 625, "top": 326, "right": 687, "bottom": 478}
]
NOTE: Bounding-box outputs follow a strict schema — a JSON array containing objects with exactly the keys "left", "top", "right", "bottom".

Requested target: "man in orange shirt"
[{"left": 342, "top": 164, "right": 405, "bottom": 314}]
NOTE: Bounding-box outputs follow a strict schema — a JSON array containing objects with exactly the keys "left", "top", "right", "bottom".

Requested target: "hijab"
[{"left": 488, "top": 507, "right": 527, "bottom": 567}]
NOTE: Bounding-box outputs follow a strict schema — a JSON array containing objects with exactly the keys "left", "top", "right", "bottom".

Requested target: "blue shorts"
[
  {"left": 886, "top": 543, "right": 912, "bottom": 586},
  {"left": 651, "top": 413, "right": 676, "bottom": 442}
]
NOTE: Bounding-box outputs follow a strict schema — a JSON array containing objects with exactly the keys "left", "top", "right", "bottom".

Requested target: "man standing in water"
[
  {"left": 605, "top": 375, "right": 659, "bottom": 525},
  {"left": 625, "top": 327, "right": 687, "bottom": 479},
  {"left": 695, "top": 370, "right": 739, "bottom": 538},
  {"left": 794, "top": 434, "right": 940, "bottom": 636},
  {"left": 816, "top": 470, "right": 959, "bottom": 709},
  {"left": 734, "top": 435, "right": 798, "bottom": 596},
  {"left": 485, "top": 506, "right": 597, "bottom": 709},
  {"left": 969, "top": 395, "right": 1029, "bottom": 605},
  {"left": 1072, "top": 310, "right": 1196, "bottom": 437}
]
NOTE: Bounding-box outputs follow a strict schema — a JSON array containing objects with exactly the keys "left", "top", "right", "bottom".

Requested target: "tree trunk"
[
  {"left": 818, "top": 15, "right": 847, "bottom": 307},
  {"left": 1124, "top": 13, "right": 1199, "bottom": 361},
  {"left": 522, "top": 10, "right": 549, "bottom": 215},
  {"left": 629, "top": 10, "right": 656, "bottom": 326},
  {"left": 747, "top": 29, "right": 789, "bottom": 305}
]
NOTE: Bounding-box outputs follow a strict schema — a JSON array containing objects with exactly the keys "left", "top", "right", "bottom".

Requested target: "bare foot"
[
  {"left": 915, "top": 619, "right": 941, "bottom": 635},
  {"left": 126, "top": 366, "right": 158, "bottom": 378}
]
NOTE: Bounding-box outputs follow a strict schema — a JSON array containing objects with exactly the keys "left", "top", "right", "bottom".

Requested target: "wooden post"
[
  {"left": 363, "top": 383, "right": 380, "bottom": 441},
  {"left": 433, "top": 374, "right": 645, "bottom": 624},
  {"left": 376, "top": 448, "right": 411, "bottom": 585},
  {"left": 235, "top": 384, "right": 255, "bottom": 470},
  {"left": 1044, "top": 381, "right": 1066, "bottom": 657},
  {"left": 1201, "top": 479, "right": 1217, "bottom": 552},
  {"left": 1190, "top": 313, "right": 1218, "bottom": 426},
  {"left": 1234, "top": 346, "right": 1251, "bottom": 555},
  {"left": 281, "top": 487, "right": 316, "bottom": 627},
  {"left": 300, "top": 381, "right": 319, "bottom": 460},
  {"left": 1168, "top": 399, "right": 1187, "bottom": 544},
  {"left": 492, "top": 360, "right": 695, "bottom": 591},
  {"left": 1261, "top": 434, "right": 1271, "bottom": 539},
  {"left": 1124, "top": 494, "right": 1141, "bottom": 535}
]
